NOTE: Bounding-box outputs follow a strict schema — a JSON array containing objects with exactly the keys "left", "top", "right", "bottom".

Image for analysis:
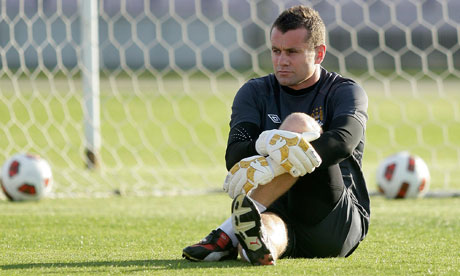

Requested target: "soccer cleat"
[
  {"left": 231, "top": 194, "right": 275, "bottom": 265},
  {"left": 182, "top": 228, "right": 237, "bottom": 262}
]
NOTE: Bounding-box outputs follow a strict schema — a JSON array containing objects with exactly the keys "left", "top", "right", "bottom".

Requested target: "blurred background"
[
  {"left": 1, "top": 0, "right": 459, "bottom": 197},
  {"left": 3, "top": 0, "right": 460, "bottom": 72}
]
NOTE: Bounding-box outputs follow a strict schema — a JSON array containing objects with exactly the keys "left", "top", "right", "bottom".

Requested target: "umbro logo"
[{"left": 268, "top": 114, "right": 281, "bottom": 124}]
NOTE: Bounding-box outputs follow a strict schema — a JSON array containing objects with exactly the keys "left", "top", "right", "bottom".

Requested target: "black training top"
[{"left": 225, "top": 67, "right": 370, "bottom": 224}]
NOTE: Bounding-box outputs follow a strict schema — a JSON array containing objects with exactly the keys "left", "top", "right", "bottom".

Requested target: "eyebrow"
[{"left": 271, "top": 46, "right": 299, "bottom": 51}]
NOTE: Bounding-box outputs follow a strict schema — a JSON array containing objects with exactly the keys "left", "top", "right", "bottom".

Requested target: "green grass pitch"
[{"left": 1, "top": 194, "right": 459, "bottom": 275}]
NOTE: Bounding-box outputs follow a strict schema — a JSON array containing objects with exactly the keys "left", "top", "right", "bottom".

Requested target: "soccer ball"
[
  {"left": 376, "top": 151, "right": 430, "bottom": 199},
  {"left": 1, "top": 153, "right": 53, "bottom": 201}
]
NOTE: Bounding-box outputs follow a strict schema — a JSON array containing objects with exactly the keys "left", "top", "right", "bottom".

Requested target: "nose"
[{"left": 278, "top": 52, "right": 289, "bottom": 66}]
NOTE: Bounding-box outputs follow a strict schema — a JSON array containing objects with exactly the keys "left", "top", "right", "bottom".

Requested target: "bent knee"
[{"left": 280, "top": 112, "right": 322, "bottom": 134}]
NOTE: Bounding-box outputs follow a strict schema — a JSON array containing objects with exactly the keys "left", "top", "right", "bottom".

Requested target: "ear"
[{"left": 315, "top": 45, "right": 326, "bottom": 64}]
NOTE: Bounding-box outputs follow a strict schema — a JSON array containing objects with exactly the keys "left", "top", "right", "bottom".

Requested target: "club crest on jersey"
[
  {"left": 268, "top": 114, "right": 282, "bottom": 124},
  {"left": 310, "top": 106, "right": 324, "bottom": 126}
]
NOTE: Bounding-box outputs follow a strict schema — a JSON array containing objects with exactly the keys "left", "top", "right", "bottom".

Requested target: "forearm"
[
  {"left": 225, "top": 122, "right": 260, "bottom": 170},
  {"left": 311, "top": 115, "right": 364, "bottom": 167}
]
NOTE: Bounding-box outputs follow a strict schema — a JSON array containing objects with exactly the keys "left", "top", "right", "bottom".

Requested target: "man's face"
[{"left": 270, "top": 27, "right": 323, "bottom": 90}]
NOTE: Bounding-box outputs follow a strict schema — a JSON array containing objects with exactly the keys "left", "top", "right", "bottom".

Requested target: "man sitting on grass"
[{"left": 183, "top": 5, "right": 370, "bottom": 265}]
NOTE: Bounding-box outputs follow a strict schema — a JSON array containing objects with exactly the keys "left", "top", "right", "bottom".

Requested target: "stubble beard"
[{"left": 275, "top": 70, "right": 315, "bottom": 89}]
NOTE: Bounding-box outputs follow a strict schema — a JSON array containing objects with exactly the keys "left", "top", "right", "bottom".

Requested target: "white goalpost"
[
  {"left": 0, "top": 0, "right": 459, "bottom": 198},
  {"left": 81, "top": 0, "right": 100, "bottom": 169}
]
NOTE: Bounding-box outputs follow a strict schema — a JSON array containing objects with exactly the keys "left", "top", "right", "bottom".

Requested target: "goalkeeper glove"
[
  {"left": 255, "top": 129, "right": 322, "bottom": 177},
  {"left": 223, "top": 155, "right": 284, "bottom": 199}
]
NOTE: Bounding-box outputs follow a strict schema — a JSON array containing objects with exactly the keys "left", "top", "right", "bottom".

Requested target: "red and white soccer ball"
[
  {"left": 376, "top": 151, "right": 430, "bottom": 199},
  {"left": 1, "top": 153, "right": 53, "bottom": 201}
]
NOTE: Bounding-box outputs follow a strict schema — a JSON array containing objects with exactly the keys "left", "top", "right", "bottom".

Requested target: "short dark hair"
[{"left": 271, "top": 5, "right": 326, "bottom": 49}]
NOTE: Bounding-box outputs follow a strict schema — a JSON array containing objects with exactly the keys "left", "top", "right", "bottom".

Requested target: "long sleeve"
[{"left": 225, "top": 122, "right": 261, "bottom": 170}]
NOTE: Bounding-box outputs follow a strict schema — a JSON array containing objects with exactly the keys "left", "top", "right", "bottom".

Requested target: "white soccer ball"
[
  {"left": 1, "top": 153, "right": 53, "bottom": 201},
  {"left": 376, "top": 151, "right": 430, "bottom": 199}
]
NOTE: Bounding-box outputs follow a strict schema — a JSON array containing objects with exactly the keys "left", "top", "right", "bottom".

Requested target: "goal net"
[{"left": 1, "top": 0, "right": 459, "bottom": 197}]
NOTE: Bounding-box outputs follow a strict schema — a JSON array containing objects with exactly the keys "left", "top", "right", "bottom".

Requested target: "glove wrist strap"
[
  {"left": 255, "top": 130, "right": 273, "bottom": 155},
  {"left": 256, "top": 130, "right": 270, "bottom": 156}
]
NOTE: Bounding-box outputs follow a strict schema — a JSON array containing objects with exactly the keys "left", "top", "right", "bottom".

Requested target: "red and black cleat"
[{"left": 182, "top": 228, "right": 237, "bottom": 262}]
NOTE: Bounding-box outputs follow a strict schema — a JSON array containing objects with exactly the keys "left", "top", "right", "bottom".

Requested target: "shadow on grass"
[{"left": 1, "top": 259, "right": 249, "bottom": 271}]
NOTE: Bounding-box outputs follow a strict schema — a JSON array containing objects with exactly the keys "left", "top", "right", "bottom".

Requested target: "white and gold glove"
[
  {"left": 223, "top": 155, "right": 284, "bottom": 199},
  {"left": 255, "top": 129, "right": 322, "bottom": 177}
]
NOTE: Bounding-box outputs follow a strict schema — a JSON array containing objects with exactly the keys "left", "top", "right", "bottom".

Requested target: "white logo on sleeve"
[{"left": 268, "top": 114, "right": 282, "bottom": 124}]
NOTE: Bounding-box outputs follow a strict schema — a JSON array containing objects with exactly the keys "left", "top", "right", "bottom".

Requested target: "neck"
[{"left": 288, "top": 65, "right": 321, "bottom": 90}]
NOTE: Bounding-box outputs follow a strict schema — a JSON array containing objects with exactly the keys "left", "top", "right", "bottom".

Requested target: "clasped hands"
[{"left": 223, "top": 129, "right": 322, "bottom": 199}]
